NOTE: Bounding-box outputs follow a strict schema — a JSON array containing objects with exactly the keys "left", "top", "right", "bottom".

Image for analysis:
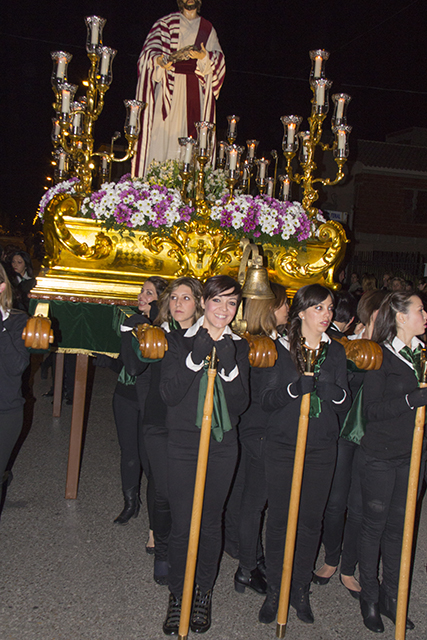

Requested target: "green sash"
[
  {"left": 195, "top": 362, "right": 232, "bottom": 443},
  {"left": 340, "top": 384, "right": 365, "bottom": 444},
  {"left": 309, "top": 342, "right": 329, "bottom": 418},
  {"left": 399, "top": 344, "right": 423, "bottom": 382}
]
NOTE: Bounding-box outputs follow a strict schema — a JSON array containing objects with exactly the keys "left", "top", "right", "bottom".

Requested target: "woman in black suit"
[{"left": 160, "top": 275, "right": 250, "bottom": 635}]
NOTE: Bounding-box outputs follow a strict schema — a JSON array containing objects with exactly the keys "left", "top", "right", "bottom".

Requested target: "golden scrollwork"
[
  {"left": 33, "top": 196, "right": 348, "bottom": 303},
  {"left": 142, "top": 219, "right": 241, "bottom": 280}
]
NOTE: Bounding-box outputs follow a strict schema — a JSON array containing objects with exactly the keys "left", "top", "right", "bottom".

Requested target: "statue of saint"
[{"left": 132, "top": 1, "right": 225, "bottom": 177}]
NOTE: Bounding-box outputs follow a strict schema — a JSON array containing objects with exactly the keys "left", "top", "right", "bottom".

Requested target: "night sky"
[{"left": 2, "top": 0, "right": 425, "bottom": 233}]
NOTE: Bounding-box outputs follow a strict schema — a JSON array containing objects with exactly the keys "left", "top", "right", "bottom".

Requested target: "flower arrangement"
[
  {"left": 37, "top": 169, "right": 325, "bottom": 247},
  {"left": 145, "top": 159, "right": 230, "bottom": 201},
  {"left": 37, "top": 177, "right": 80, "bottom": 218},
  {"left": 211, "top": 194, "right": 324, "bottom": 245}
]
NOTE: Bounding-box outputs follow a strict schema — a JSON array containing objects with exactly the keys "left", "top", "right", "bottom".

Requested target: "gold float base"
[{"left": 33, "top": 194, "right": 348, "bottom": 302}]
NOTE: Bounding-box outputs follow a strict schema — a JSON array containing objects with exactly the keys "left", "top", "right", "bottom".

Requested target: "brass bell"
[{"left": 241, "top": 254, "right": 275, "bottom": 300}]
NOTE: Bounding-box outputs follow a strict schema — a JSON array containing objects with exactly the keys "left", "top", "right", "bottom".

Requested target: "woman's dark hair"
[
  {"left": 371, "top": 291, "right": 417, "bottom": 344},
  {"left": 10, "top": 251, "right": 33, "bottom": 278},
  {"left": 145, "top": 276, "right": 168, "bottom": 298},
  {"left": 244, "top": 282, "right": 288, "bottom": 336},
  {"left": 154, "top": 277, "right": 203, "bottom": 326},
  {"left": 288, "top": 284, "right": 333, "bottom": 373},
  {"left": 357, "top": 289, "right": 388, "bottom": 326},
  {"left": 333, "top": 291, "right": 357, "bottom": 325},
  {"left": 202, "top": 275, "right": 242, "bottom": 303}
]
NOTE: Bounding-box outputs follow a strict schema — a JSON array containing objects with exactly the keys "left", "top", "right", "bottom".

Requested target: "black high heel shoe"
[
  {"left": 312, "top": 567, "right": 336, "bottom": 585},
  {"left": 379, "top": 587, "right": 415, "bottom": 630},
  {"left": 360, "top": 599, "right": 384, "bottom": 633},
  {"left": 234, "top": 566, "right": 267, "bottom": 595},
  {"left": 340, "top": 574, "right": 361, "bottom": 600}
]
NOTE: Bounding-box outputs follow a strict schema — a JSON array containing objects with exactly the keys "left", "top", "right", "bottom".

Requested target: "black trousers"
[
  {"left": 0, "top": 408, "right": 23, "bottom": 503},
  {"left": 321, "top": 438, "right": 362, "bottom": 575},
  {"left": 112, "top": 393, "right": 154, "bottom": 527},
  {"left": 144, "top": 423, "right": 170, "bottom": 561},
  {"left": 167, "top": 436, "right": 238, "bottom": 595},
  {"left": 265, "top": 440, "right": 336, "bottom": 591},
  {"left": 359, "top": 451, "right": 411, "bottom": 602},
  {"left": 237, "top": 437, "right": 267, "bottom": 571}
]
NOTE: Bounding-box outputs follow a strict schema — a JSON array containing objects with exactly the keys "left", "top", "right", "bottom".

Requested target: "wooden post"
[
  {"left": 395, "top": 382, "right": 427, "bottom": 640},
  {"left": 65, "top": 354, "right": 89, "bottom": 499},
  {"left": 52, "top": 352, "right": 65, "bottom": 418},
  {"left": 178, "top": 350, "right": 217, "bottom": 640},
  {"left": 276, "top": 391, "right": 311, "bottom": 639}
]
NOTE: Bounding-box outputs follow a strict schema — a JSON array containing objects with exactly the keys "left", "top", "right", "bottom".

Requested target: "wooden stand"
[
  {"left": 276, "top": 390, "right": 311, "bottom": 638},
  {"left": 178, "top": 359, "right": 217, "bottom": 640},
  {"left": 395, "top": 383, "right": 426, "bottom": 640}
]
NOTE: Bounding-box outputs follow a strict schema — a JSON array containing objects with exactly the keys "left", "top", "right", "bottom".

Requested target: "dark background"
[{"left": 1, "top": 0, "right": 425, "bottom": 233}]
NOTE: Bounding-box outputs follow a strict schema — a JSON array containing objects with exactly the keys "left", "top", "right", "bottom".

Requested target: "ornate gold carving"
[
  {"left": 142, "top": 219, "right": 241, "bottom": 280},
  {"left": 34, "top": 196, "right": 348, "bottom": 303}
]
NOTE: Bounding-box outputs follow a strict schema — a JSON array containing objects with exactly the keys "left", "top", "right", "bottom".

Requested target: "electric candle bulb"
[
  {"left": 287, "top": 124, "right": 296, "bottom": 145},
  {"left": 314, "top": 56, "right": 322, "bottom": 77},
  {"left": 229, "top": 149, "right": 238, "bottom": 170},
  {"left": 199, "top": 126, "right": 208, "bottom": 150},
  {"left": 185, "top": 141, "right": 193, "bottom": 164},
  {"left": 100, "top": 51, "right": 109, "bottom": 76},
  {"left": 129, "top": 106, "right": 138, "bottom": 128},
  {"left": 57, "top": 57, "right": 66, "bottom": 79},
  {"left": 61, "top": 89, "right": 71, "bottom": 114},
  {"left": 336, "top": 99, "right": 344, "bottom": 120}
]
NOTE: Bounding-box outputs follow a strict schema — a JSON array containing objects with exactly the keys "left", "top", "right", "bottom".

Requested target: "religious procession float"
[{"left": 31, "top": 16, "right": 350, "bottom": 306}]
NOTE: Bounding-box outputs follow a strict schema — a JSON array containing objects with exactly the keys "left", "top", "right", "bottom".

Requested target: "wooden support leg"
[
  {"left": 52, "top": 352, "right": 64, "bottom": 418},
  {"left": 65, "top": 354, "right": 89, "bottom": 500}
]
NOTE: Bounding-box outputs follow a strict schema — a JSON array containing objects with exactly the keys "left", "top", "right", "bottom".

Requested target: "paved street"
[{"left": 1, "top": 361, "right": 426, "bottom": 640}]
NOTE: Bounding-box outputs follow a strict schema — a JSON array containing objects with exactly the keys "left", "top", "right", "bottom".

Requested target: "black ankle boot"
[
  {"left": 258, "top": 588, "right": 279, "bottom": 624},
  {"left": 190, "top": 585, "right": 212, "bottom": 633},
  {"left": 154, "top": 559, "right": 169, "bottom": 586},
  {"left": 360, "top": 598, "right": 384, "bottom": 633},
  {"left": 379, "top": 586, "right": 415, "bottom": 630},
  {"left": 290, "top": 584, "right": 314, "bottom": 624},
  {"left": 163, "top": 592, "right": 182, "bottom": 635},
  {"left": 113, "top": 486, "right": 141, "bottom": 525},
  {"left": 234, "top": 566, "right": 267, "bottom": 595}
]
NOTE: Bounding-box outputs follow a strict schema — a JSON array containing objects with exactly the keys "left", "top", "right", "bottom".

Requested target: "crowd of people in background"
[{"left": 2, "top": 252, "right": 427, "bottom": 636}]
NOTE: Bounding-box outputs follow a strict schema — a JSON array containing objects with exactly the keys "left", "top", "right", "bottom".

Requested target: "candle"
[
  {"left": 218, "top": 143, "right": 225, "bottom": 160},
  {"left": 336, "top": 98, "right": 344, "bottom": 121},
  {"left": 129, "top": 106, "right": 138, "bottom": 128},
  {"left": 58, "top": 153, "right": 66, "bottom": 171},
  {"left": 248, "top": 144, "right": 255, "bottom": 159},
  {"left": 337, "top": 131, "right": 346, "bottom": 151},
  {"left": 242, "top": 163, "right": 250, "bottom": 180},
  {"left": 229, "top": 119, "right": 236, "bottom": 135},
  {"left": 259, "top": 160, "right": 266, "bottom": 179},
  {"left": 267, "top": 178, "right": 274, "bottom": 196},
  {"left": 185, "top": 141, "right": 193, "bottom": 164},
  {"left": 57, "top": 57, "right": 66, "bottom": 79},
  {"left": 287, "top": 123, "right": 296, "bottom": 146},
  {"left": 199, "top": 125, "right": 208, "bottom": 150},
  {"left": 61, "top": 89, "right": 70, "bottom": 114},
  {"left": 229, "top": 149, "right": 238, "bottom": 171},
  {"left": 73, "top": 111, "right": 82, "bottom": 134},
  {"left": 316, "top": 84, "right": 325, "bottom": 106},
  {"left": 282, "top": 178, "right": 290, "bottom": 200},
  {"left": 100, "top": 51, "right": 109, "bottom": 76},
  {"left": 102, "top": 156, "right": 108, "bottom": 171},
  {"left": 91, "top": 22, "right": 99, "bottom": 45},
  {"left": 314, "top": 56, "right": 322, "bottom": 77}
]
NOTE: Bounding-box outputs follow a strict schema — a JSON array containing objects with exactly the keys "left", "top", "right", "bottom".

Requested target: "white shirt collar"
[
  {"left": 183, "top": 315, "right": 241, "bottom": 340},
  {"left": 279, "top": 332, "right": 330, "bottom": 351},
  {"left": 1, "top": 307, "right": 10, "bottom": 322},
  {"left": 391, "top": 335, "right": 424, "bottom": 353}
]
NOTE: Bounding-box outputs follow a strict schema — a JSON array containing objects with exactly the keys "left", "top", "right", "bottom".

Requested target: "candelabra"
[
  {"left": 280, "top": 49, "right": 351, "bottom": 218},
  {"left": 50, "top": 16, "right": 145, "bottom": 194},
  {"left": 194, "top": 122, "right": 215, "bottom": 215}
]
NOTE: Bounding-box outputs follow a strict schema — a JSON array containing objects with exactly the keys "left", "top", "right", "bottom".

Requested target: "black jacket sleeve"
[{"left": 119, "top": 313, "right": 151, "bottom": 377}]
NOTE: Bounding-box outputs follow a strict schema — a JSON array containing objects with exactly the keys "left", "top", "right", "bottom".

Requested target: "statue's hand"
[
  {"left": 156, "top": 55, "right": 173, "bottom": 70},
  {"left": 189, "top": 43, "right": 207, "bottom": 60}
]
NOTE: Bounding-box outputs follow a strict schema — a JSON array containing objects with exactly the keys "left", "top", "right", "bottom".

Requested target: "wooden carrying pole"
[
  {"left": 395, "top": 381, "right": 427, "bottom": 640},
  {"left": 178, "top": 348, "right": 217, "bottom": 640},
  {"left": 276, "top": 385, "right": 312, "bottom": 639}
]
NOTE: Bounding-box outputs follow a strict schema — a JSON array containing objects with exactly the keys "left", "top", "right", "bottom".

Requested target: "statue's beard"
[{"left": 179, "top": 0, "right": 202, "bottom": 12}]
